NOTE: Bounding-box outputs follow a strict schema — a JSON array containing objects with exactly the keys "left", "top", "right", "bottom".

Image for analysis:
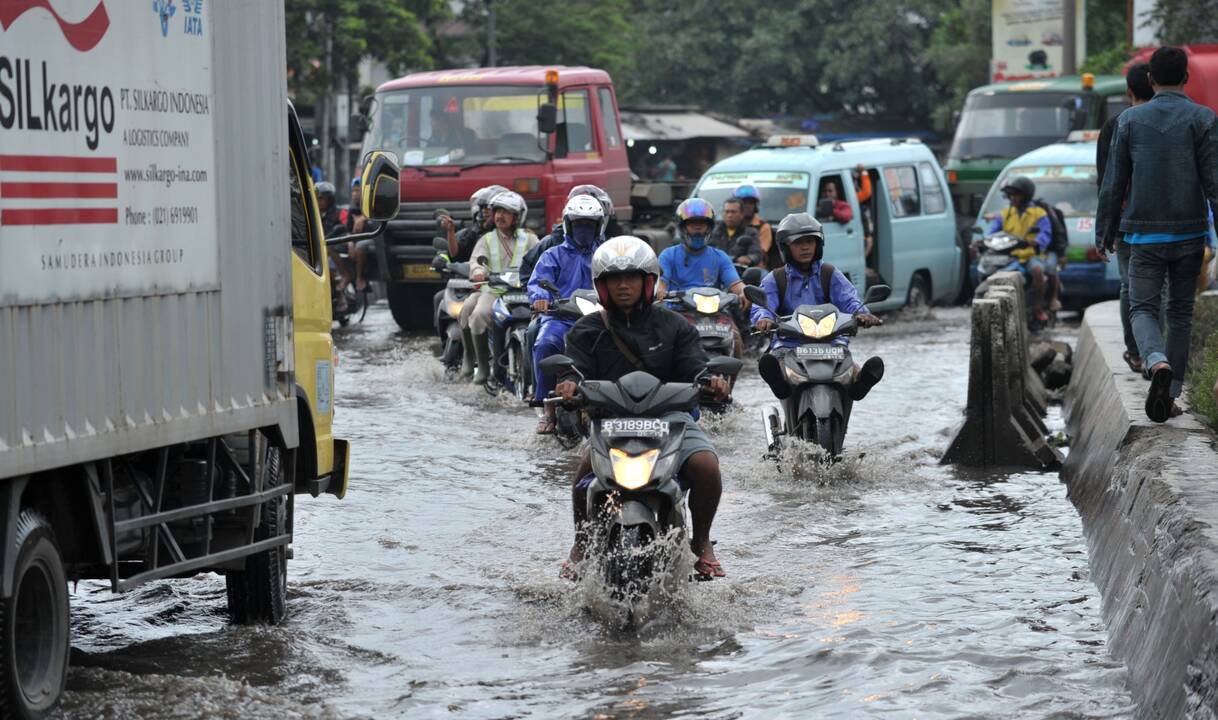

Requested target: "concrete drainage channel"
[
  {"left": 1063, "top": 300, "right": 1218, "bottom": 717},
  {"left": 949, "top": 276, "right": 1218, "bottom": 716}
]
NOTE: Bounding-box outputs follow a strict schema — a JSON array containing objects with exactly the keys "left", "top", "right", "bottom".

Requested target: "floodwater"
[{"left": 57, "top": 305, "right": 1135, "bottom": 719}]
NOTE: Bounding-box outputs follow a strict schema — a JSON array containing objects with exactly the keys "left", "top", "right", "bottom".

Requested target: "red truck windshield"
[{"left": 369, "top": 85, "right": 552, "bottom": 167}]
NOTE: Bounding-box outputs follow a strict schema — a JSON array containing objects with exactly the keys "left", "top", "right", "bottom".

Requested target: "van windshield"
[
  {"left": 980, "top": 164, "right": 1099, "bottom": 220},
  {"left": 950, "top": 92, "right": 1094, "bottom": 161},
  {"left": 369, "top": 85, "right": 548, "bottom": 167},
  {"left": 696, "top": 171, "right": 811, "bottom": 222}
]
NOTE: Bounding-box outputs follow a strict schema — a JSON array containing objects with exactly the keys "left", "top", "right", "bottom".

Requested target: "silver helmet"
[
  {"left": 470, "top": 184, "right": 509, "bottom": 219},
  {"left": 592, "top": 235, "right": 660, "bottom": 304},
  {"left": 488, "top": 190, "right": 528, "bottom": 226},
  {"left": 568, "top": 184, "right": 613, "bottom": 219},
  {"left": 561, "top": 193, "right": 606, "bottom": 237}
]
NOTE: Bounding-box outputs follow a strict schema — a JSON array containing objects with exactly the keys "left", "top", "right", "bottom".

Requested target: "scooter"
[
  {"left": 972, "top": 231, "right": 1058, "bottom": 330},
  {"left": 430, "top": 244, "right": 473, "bottom": 375},
  {"left": 536, "top": 281, "right": 604, "bottom": 446},
  {"left": 744, "top": 283, "right": 890, "bottom": 458},
  {"left": 663, "top": 287, "right": 742, "bottom": 411},
  {"left": 539, "top": 353, "right": 742, "bottom": 605},
  {"left": 487, "top": 269, "right": 532, "bottom": 400},
  {"left": 327, "top": 225, "right": 369, "bottom": 327}
]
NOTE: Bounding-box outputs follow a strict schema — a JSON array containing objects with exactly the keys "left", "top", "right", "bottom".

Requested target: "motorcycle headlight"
[
  {"left": 575, "top": 296, "right": 602, "bottom": 315},
  {"left": 447, "top": 301, "right": 464, "bottom": 318},
  {"left": 693, "top": 294, "right": 720, "bottom": 314},
  {"left": 610, "top": 448, "right": 659, "bottom": 490},
  {"left": 797, "top": 313, "right": 836, "bottom": 338}
]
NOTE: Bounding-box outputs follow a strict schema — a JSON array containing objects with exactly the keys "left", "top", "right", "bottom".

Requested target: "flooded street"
[{"left": 58, "top": 305, "right": 1135, "bottom": 718}]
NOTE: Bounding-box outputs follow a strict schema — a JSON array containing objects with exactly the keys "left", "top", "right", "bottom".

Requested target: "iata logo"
[
  {"left": 0, "top": 0, "right": 110, "bottom": 51},
  {"left": 151, "top": 0, "right": 174, "bottom": 37}
]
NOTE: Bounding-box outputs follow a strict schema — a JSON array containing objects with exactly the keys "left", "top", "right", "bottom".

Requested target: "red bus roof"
[{"left": 377, "top": 66, "right": 612, "bottom": 93}]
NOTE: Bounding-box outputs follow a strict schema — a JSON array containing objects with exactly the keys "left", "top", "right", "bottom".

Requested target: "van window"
[
  {"left": 289, "top": 153, "right": 316, "bottom": 268},
  {"left": 557, "top": 89, "right": 593, "bottom": 158},
  {"left": 815, "top": 173, "right": 851, "bottom": 222},
  {"left": 918, "top": 162, "right": 946, "bottom": 214},
  {"left": 598, "top": 87, "right": 620, "bottom": 149},
  {"left": 884, "top": 166, "right": 920, "bottom": 218}
]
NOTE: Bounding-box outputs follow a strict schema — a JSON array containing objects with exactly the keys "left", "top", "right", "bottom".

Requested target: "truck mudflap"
[{"left": 301, "top": 438, "right": 350, "bottom": 499}]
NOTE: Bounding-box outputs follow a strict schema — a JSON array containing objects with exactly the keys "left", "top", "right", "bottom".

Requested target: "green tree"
[
  {"left": 1148, "top": 0, "right": 1218, "bottom": 45},
  {"left": 1080, "top": 0, "right": 1132, "bottom": 76},
  {"left": 923, "top": 0, "right": 991, "bottom": 133}
]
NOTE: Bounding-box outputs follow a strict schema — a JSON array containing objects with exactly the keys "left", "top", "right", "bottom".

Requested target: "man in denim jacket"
[{"left": 1097, "top": 46, "right": 1218, "bottom": 422}]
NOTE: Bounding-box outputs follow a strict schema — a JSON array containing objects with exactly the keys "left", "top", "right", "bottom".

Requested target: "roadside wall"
[{"left": 1063, "top": 300, "right": 1218, "bottom": 718}]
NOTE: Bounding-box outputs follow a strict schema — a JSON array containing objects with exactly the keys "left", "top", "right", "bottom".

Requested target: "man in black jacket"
[
  {"left": 707, "top": 197, "right": 762, "bottom": 266},
  {"left": 555, "top": 236, "right": 731, "bottom": 580}
]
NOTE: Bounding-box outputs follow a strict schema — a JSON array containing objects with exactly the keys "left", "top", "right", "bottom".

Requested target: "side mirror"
[
  {"left": 743, "top": 284, "right": 770, "bottom": 312},
  {"left": 816, "top": 198, "right": 836, "bottom": 221},
  {"left": 741, "top": 267, "right": 765, "bottom": 286},
  {"left": 539, "top": 353, "right": 578, "bottom": 378},
  {"left": 432, "top": 237, "right": 448, "bottom": 252},
  {"left": 864, "top": 284, "right": 891, "bottom": 304},
  {"left": 704, "top": 356, "right": 744, "bottom": 377},
  {"left": 359, "top": 151, "right": 400, "bottom": 222},
  {"left": 537, "top": 103, "right": 558, "bottom": 135}
]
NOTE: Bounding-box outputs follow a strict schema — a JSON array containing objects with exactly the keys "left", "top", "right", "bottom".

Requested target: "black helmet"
[
  {"left": 1000, "top": 176, "right": 1035, "bottom": 200},
  {"left": 776, "top": 212, "right": 825, "bottom": 262}
]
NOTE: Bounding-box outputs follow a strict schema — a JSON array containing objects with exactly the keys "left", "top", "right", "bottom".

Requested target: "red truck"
[
  {"left": 360, "top": 66, "right": 632, "bottom": 330},
  {"left": 1127, "top": 45, "right": 1218, "bottom": 110}
]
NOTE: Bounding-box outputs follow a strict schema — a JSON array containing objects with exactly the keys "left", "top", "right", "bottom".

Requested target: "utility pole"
[
  {"left": 486, "top": 0, "right": 497, "bottom": 67},
  {"left": 1062, "top": 0, "right": 1077, "bottom": 75},
  {"left": 320, "top": 26, "right": 333, "bottom": 182}
]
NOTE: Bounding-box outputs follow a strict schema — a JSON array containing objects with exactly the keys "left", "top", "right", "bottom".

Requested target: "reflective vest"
[
  {"left": 483, "top": 229, "right": 530, "bottom": 294},
  {"left": 1001, "top": 205, "right": 1047, "bottom": 262}
]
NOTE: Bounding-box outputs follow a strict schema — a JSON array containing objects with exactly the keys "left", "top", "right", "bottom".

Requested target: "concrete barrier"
[
  {"left": 1064, "top": 300, "right": 1218, "bottom": 717},
  {"left": 942, "top": 272, "right": 1061, "bottom": 468}
]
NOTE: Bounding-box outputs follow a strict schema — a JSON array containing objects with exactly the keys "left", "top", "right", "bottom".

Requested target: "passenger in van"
[
  {"left": 708, "top": 197, "right": 762, "bottom": 266},
  {"left": 817, "top": 178, "right": 853, "bottom": 224},
  {"left": 852, "top": 164, "right": 876, "bottom": 261},
  {"left": 734, "top": 184, "right": 779, "bottom": 269}
]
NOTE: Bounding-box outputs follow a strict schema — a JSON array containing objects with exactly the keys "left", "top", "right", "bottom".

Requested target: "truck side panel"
[{"left": 0, "top": 1, "right": 295, "bottom": 480}]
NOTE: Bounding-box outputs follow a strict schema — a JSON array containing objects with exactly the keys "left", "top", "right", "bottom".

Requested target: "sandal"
[
  {"left": 536, "top": 417, "right": 556, "bottom": 435},
  {"left": 693, "top": 554, "right": 726, "bottom": 581},
  {"left": 1123, "top": 351, "right": 1144, "bottom": 373}
]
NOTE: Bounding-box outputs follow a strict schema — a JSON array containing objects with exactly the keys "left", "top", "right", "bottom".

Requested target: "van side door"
[{"left": 814, "top": 170, "right": 866, "bottom": 295}]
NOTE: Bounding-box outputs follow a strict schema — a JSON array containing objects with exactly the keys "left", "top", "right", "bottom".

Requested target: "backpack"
[
  {"left": 772, "top": 262, "right": 836, "bottom": 312},
  {"left": 1032, "top": 199, "right": 1069, "bottom": 256}
]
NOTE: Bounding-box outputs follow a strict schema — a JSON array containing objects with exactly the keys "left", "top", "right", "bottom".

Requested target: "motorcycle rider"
[
  {"left": 435, "top": 185, "right": 506, "bottom": 355},
  {"left": 462, "top": 191, "right": 538, "bottom": 383},
  {"left": 527, "top": 194, "right": 606, "bottom": 434},
  {"left": 519, "top": 184, "right": 620, "bottom": 285},
  {"left": 735, "top": 183, "right": 780, "bottom": 269},
  {"left": 555, "top": 236, "right": 732, "bottom": 580},
  {"left": 708, "top": 197, "right": 762, "bottom": 266},
  {"left": 987, "top": 175, "right": 1054, "bottom": 325},
  {"left": 655, "top": 198, "right": 748, "bottom": 305},
  {"left": 752, "top": 213, "right": 884, "bottom": 401}
]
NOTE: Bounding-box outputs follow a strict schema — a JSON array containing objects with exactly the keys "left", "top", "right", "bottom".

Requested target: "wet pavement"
[{"left": 57, "top": 305, "right": 1135, "bottom": 718}]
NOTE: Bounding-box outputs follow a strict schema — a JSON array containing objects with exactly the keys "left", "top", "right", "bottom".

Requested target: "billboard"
[{"left": 991, "top": 0, "right": 1087, "bottom": 82}]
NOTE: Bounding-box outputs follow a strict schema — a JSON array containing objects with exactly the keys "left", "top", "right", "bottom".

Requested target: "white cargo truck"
[{"left": 0, "top": 2, "right": 400, "bottom": 716}]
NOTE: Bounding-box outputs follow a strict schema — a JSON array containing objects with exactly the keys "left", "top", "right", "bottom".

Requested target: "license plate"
[
  {"left": 696, "top": 322, "right": 732, "bottom": 337},
  {"left": 601, "top": 418, "right": 670, "bottom": 438},
  {"left": 503, "top": 293, "right": 529, "bottom": 304},
  {"left": 795, "top": 344, "right": 845, "bottom": 360},
  {"left": 401, "top": 263, "right": 437, "bottom": 281}
]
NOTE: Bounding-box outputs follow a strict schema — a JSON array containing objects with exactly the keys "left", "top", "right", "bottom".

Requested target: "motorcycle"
[
  {"left": 430, "top": 239, "right": 474, "bottom": 375},
  {"left": 328, "top": 225, "right": 369, "bottom": 327},
  {"left": 662, "top": 287, "right": 742, "bottom": 411},
  {"left": 486, "top": 267, "right": 532, "bottom": 400},
  {"left": 744, "top": 283, "right": 890, "bottom": 458},
  {"left": 536, "top": 281, "right": 605, "bottom": 446},
  {"left": 538, "top": 353, "right": 743, "bottom": 605},
  {"left": 972, "top": 230, "right": 1058, "bottom": 330}
]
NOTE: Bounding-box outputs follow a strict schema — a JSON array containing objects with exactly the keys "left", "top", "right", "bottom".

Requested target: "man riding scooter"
[
  {"left": 986, "top": 176, "right": 1055, "bottom": 327},
  {"left": 555, "top": 236, "right": 732, "bottom": 580},
  {"left": 527, "top": 194, "right": 606, "bottom": 434},
  {"left": 752, "top": 213, "right": 884, "bottom": 401}
]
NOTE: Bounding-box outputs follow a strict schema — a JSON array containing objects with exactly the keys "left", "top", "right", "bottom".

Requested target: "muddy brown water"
[{"left": 56, "top": 306, "right": 1134, "bottom": 718}]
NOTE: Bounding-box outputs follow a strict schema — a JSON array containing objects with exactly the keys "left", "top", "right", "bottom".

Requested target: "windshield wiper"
[
  {"left": 959, "top": 153, "right": 1009, "bottom": 161},
  {"left": 416, "top": 155, "right": 541, "bottom": 177}
]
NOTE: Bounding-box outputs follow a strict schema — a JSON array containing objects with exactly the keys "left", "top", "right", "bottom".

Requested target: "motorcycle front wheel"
[{"left": 605, "top": 525, "right": 652, "bottom": 602}]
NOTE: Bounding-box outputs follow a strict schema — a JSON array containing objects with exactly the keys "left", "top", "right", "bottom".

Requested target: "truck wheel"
[
  {"left": 225, "top": 441, "right": 288, "bottom": 625},
  {"left": 1, "top": 510, "right": 69, "bottom": 719},
  {"left": 387, "top": 283, "right": 431, "bottom": 331}
]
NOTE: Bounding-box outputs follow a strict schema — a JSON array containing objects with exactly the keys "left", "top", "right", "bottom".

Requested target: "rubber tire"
[
  {"left": 906, "top": 272, "right": 931, "bottom": 309},
  {"left": 1, "top": 510, "right": 69, "bottom": 720},
  {"left": 814, "top": 415, "right": 843, "bottom": 458},
  {"left": 387, "top": 283, "right": 431, "bottom": 331},
  {"left": 606, "top": 525, "right": 651, "bottom": 601},
  {"left": 510, "top": 342, "right": 528, "bottom": 402},
  {"left": 225, "top": 440, "right": 288, "bottom": 625}
]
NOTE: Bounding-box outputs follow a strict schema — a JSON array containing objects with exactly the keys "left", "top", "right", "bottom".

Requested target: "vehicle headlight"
[
  {"left": 610, "top": 448, "right": 659, "bottom": 490},
  {"left": 797, "top": 313, "right": 836, "bottom": 338},
  {"left": 694, "top": 294, "right": 720, "bottom": 314},
  {"left": 575, "top": 296, "right": 602, "bottom": 315},
  {"left": 447, "top": 301, "right": 464, "bottom": 318}
]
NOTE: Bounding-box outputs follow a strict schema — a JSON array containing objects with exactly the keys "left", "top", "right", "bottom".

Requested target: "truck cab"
[{"left": 360, "top": 66, "right": 632, "bottom": 330}]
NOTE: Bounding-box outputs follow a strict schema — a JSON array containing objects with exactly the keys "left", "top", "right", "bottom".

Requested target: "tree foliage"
[{"left": 1148, "top": 0, "right": 1218, "bottom": 45}]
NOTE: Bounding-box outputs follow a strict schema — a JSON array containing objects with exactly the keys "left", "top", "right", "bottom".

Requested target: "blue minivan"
[
  {"left": 972, "top": 133, "right": 1119, "bottom": 308},
  {"left": 692, "top": 136, "right": 963, "bottom": 311}
]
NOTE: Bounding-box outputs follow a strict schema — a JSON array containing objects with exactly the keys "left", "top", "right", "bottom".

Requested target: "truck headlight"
[{"left": 610, "top": 448, "right": 659, "bottom": 490}]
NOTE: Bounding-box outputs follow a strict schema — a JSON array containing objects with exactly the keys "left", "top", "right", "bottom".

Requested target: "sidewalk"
[{"left": 1063, "top": 300, "right": 1218, "bottom": 717}]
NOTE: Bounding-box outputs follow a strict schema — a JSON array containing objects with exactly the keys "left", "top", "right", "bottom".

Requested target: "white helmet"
[
  {"left": 562, "top": 194, "right": 607, "bottom": 237},
  {"left": 592, "top": 235, "right": 660, "bottom": 305},
  {"left": 488, "top": 190, "right": 527, "bottom": 226},
  {"left": 470, "top": 184, "right": 508, "bottom": 219},
  {"left": 568, "top": 184, "right": 613, "bottom": 219}
]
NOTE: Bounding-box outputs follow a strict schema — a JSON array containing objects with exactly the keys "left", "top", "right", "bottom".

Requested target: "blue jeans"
[
  {"left": 1128, "top": 238, "right": 1206, "bottom": 397},
  {"left": 532, "top": 317, "right": 575, "bottom": 400},
  {"left": 1116, "top": 240, "right": 1168, "bottom": 361}
]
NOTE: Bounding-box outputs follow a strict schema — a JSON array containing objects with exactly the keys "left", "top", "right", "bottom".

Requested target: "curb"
[{"left": 1063, "top": 300, "right": 1218, "bottom": 717}]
